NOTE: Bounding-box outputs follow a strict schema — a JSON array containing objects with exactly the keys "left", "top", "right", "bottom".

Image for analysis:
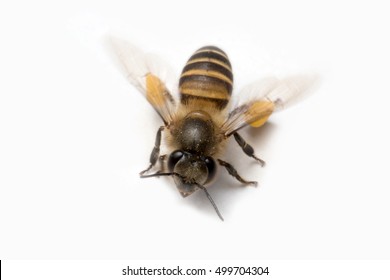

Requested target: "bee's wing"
[
  {"left": 221, "top": 75, "right": 318, "bottom": 136},
  {"left": 106, "top": 36, "right": 177, "bottom": 125}
]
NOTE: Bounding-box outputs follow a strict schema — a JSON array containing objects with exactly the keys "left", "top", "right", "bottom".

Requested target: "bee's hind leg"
[
  {"left": 217, "top": 159, "right": 257, "bottom": 186},
  {"left": 140, "top": 126, "right": 165, "bottom": 176},
  {"left": 233, "top": 132, "right": 265, "bottom": 167}
]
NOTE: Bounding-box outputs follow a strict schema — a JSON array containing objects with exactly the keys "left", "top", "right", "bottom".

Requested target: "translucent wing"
[
  {"left": 105, "top": 36, "right": 177, "bottom": 125},
  {"left": 221, "top": 75, "right": 318, "bottom": 136}
]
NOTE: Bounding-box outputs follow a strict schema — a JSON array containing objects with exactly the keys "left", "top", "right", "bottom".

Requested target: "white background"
[{"left": 1, "top": 0, "right": 389, "bottom": 261}]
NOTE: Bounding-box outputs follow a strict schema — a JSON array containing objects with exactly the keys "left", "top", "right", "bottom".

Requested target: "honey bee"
[{"left": 108, "top": 38, "right": 316, "bottom": 220}]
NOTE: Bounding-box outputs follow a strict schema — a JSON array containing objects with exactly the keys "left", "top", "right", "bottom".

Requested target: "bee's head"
[{"left": 168, "top": 150, "right": 217, "bottom": 197}]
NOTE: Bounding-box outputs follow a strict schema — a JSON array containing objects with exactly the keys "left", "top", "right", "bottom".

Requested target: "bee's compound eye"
[
  {"left": 168, "top": 150, "right": 184, "bottom": 172},
  {"left": 205, "top": 157, "right": 216, "bottom": 183}
]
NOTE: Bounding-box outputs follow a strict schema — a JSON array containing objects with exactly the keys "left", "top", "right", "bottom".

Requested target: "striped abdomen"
[{"left": 179, "top": 46, "right": 233, "bottom": 110}]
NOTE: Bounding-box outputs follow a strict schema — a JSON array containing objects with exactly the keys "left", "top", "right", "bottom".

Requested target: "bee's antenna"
[
  {"left": 196, "top": 184, "right": 224, "bottom": 221},
  {"left": 141, "top": 172, "right": 224, "bottom": 221},
  {"left": 140, "top": 172, "right": 186, "bottom": 179}
]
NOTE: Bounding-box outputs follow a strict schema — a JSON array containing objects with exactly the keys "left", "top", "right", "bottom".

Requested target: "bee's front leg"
[
  {"left": 140, "top": 126, "right": 165, "bottom": 176},
  {"left": 217, "top": 159, "right": 257, "bottom": 186}
]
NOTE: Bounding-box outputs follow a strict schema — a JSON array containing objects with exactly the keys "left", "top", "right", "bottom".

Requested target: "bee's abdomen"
[{"left": 179, "top": 46, "right": 233, "bottom": 110}]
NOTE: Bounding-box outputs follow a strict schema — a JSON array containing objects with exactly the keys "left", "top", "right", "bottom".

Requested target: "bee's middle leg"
[{"left": 233, "top": 132, "right": 265, "bottom": 166}]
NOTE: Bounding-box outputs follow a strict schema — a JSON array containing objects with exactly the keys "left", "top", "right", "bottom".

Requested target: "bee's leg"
[
  {"left": 217, "top": 159, "right": 258, "bottom": 186},
  {"left": 139, "top": 126, "right": 165, "bottom": 176},
  {"left": 233, "top": 132, "right": 265, "bottom": 167}
]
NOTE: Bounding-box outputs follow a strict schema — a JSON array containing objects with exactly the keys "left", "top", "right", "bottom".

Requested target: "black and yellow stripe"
[{"left": 179, "top": 46, "right": 233, "bottom": 110}]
